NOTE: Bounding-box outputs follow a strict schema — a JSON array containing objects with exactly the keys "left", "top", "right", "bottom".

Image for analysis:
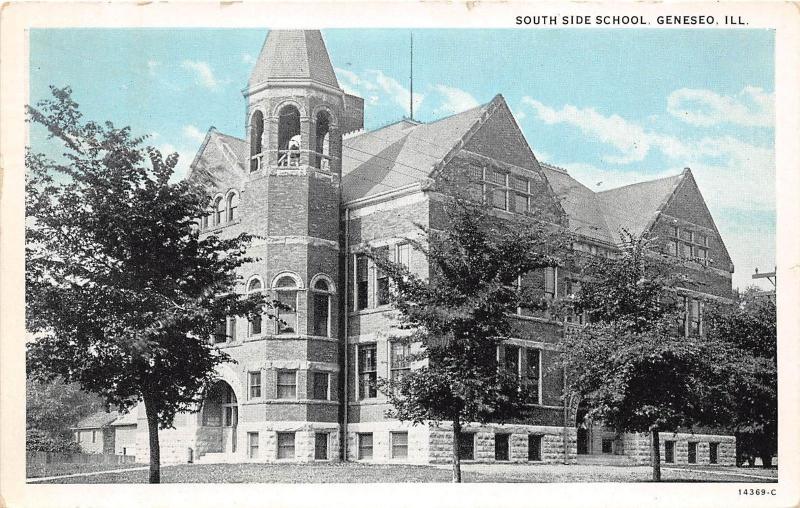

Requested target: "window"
[
  {"left": 682, "top": 243, "right": 693, "bottom": 258},
  {"left": 213, "top": 320, "right": 227, "bottom": 344},
  {"left": 544, "top": 267, "right": 557, "bottom": 299},
  {"left": 226, "top": 192, "right": 239, "bottom": 222},
  {"left": 315, "top": 433, "right": 329, "bottom": 460},
  {"left": 458, "top": 433, "right": 475, "bottom": 460},
  {"left": 390, "top": 341, "right": 411, "bottom": 387},
  {"left": 358, "top": 344, "right": 378, "bottom": 399},
  {"left": 277, "top": 370, "right": 297, "bottom": 399},
  {"left": 688, "top": 442, "right": 697, "bottom": 464},
  {"left": 391, "top": 432, "right": 409, "bottom": 459},
  {"left": 397, "top": 243, "right": 412, "bottom": 270},
  {"left": 223, "top": 386, "right": 237, "bottom": 427},
  {"left": 278, "top": 105, "right": 301, "bottom": 168},
  {"left": 314, "top": 111, "right": 332, "bottom": 170},
  {"left": 668, "top": 240, "right": 679, "bottom": 257},
  {"left": 709, "top": 442, "right": 718, "bottom": 464},
  {"left": 247, "top": 278, "right": 263, "bottom": 336},
  {"left": 277, "top": 432, "right": 295, "bottom": 459},
  {"left": 214, "top": 196, "right": 225, "bottom": 226},
  {"left": 486, "top": 169, "right": 508, "bottom": 210},
  {"left": 526, "top": 349, "right": 541, "bottom": 404},
  {"left": 274, "top": 275, "right": 298, "bottom": 334},
  {"left": 504, "top": 345, "right": 520, "bottom": 377},
  {"left": 688, "top": 298, "right": 703, "bottom": 336},
  {"left": 664, "top": 440, "right": 675, "bottom": 463},
  {"left": 681, "top": 229, "right": 694, "bottom": 242},
  {"left": 92, "top": 430, "right": 96, "bottom": 443},
  {"left": 248, "top": 432, "right": 259, "bottom": 458},
  {"left": 358, "top": 433, "right": 373, "bottom": 460},
  {"left": 312, "top": 278, "right": 332, "bottom": 337},
  {"left": 201, "top": 213, "right": 209, "bottom": 230},
  {"left": 375, "top": 246, "right": 391, "bottom": 306},
  {"left": 528, "top": 434, "right": 542, "bottom": 461},
  {"left": 250, "top": 110, "right": 264, "bottom": 172},
  {"left": 602, "top": 438, "right": 613, "bottom": 454},
  {"left": 226, "top": 317, "right": 236, "bottom": 343},
  {"left": 249, "top": 371, "right": 262, "bottom": 399},
  {"left": 495, "top": 434, "right": 510, "bottom": 461},
  {"left": 671, "top": 225, "right": 679, "bottom": 237},
  {"left": 312, "top": 372, "right": 330, "bottom": 400},
  {"left": 76, "top": 432, "right": 81, "bottom": 443},
  {"left": 511, "top": 176, "right": 530, "bottom": 214},
  {"left": 355, "top": 255, "right": 369, "bottom": 310}
]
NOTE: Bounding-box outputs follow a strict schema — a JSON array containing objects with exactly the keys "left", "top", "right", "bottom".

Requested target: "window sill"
[
  {"left": 201, "top": 219, "right": 241, "bottom": 234},
  {"left": 349, "top": 306, "right": 393, "bottom": 317}
]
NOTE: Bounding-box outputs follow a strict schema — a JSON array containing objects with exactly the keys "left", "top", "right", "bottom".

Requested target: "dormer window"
[{"left": 278, "top": 105, "right": 301, "bottom": 168}]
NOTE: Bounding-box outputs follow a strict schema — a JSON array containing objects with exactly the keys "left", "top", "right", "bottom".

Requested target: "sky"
[{"left": 28, "top": 28, "right": 775, "bottom": 291}]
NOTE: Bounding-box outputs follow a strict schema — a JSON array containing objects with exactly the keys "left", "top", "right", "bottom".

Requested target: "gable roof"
[
  {"left": 187, "top": 127, "right": 249, "bottom": 188},
  {"left": 73, "top": 410, "right": 119, "bottom": 430},
  {"left": 596, "top": 171, "right": 685, "bottom": 239},
  {"left": 540, "top": 163, "right": 614, "bottom": 245},
  {"left": 248, "top": 30, "right": 339, "bottom": 90},
  {"left": 341, "top": 98, "right": 499, "bottom": 203},
  {"left": 110, "top": 410, "right": 138, "bottom": 427}
]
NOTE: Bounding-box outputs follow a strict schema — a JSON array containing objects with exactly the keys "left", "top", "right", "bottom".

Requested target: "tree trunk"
[
  {"left": 144, "top": 395, "right": 161, "bottom": 484},
  {"left": 760, "top": 454, "right": 773, "bottom": 468},
  {"left": 452, "top": 418, "right": 462, "bottom": 483},
  {"left": 650, "top": 425, "right": 661, "bottom": 482}
]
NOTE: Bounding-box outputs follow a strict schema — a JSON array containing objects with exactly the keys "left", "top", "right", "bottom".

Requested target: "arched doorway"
[{"left": 201, "top": 380, "right": 238, "bottom": 454}]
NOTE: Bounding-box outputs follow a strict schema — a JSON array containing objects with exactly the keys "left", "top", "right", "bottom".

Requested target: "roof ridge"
[{"left": 597, "top": 170, "right": 684, "bottom": 194}]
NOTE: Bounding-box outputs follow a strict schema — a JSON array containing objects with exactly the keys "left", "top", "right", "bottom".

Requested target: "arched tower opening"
[
  {"left": 278, "top": 105, "right": 301, "bottom": 167},
  {"left": 199, "top": 380, "right": 239, "bottom": 455},
  {"left": 250, "top": 110, "right": 264, "bottom": 172},
  {"left": 314, "top": 110, "right": 332, "bottom": 170}
]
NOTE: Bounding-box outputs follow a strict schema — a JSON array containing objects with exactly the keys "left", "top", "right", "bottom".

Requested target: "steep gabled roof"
[
  {"left": 248, "top": 30, "right": 339, "bottom": 90},
  {"left": 187, "top": 127, "right": 248, "bottom": 188},
  {"left": 73, "top": 410, "right": 119, "bottom": 430},
  {"left": 596, "top": 171, "right": 685, "bottom": 239},
  {"left": 341, "top": 100, "right": 495, "bottom": 202},
  {"left": 540, "top": 163, "right": 614, "bottom": 245}
]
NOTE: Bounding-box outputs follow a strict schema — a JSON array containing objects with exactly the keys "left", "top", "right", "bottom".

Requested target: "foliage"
[
  {"left": 26, "top": 428, "right": 83, "bottom": 454},
  {"left": 25, "top": 86, "right": 271, "bottom": 482},
  {"left": 560, "top": 231, "right": 736, "bottom": 479},
  {"left": 705, "top": 286, "right": 777, "bottom": 466},
  {"left": 27, "top": 377, "right": 106, "bottom": 440},
  {"left": 367, "top": 197, "right": 569, "bottom": 481}
]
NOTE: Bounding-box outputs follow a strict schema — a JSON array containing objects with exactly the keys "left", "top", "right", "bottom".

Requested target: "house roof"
[
  {"left": 248, "top": 30, "right": 339, "bottom": 90},
  {"left": 110, "top": 410, "right": 138, "bottom": 427},
  {"left": 340, "top": 100, "right": 494, "bottom": 202},
  {"left": 596, "top": 171, "right": 685, "bottom": 239},
  {"left": 73, "top": 411, "right": 120, "bottom": 430},
  {"left": 540, "top": 163, "right": 614, "bottom": 245}
]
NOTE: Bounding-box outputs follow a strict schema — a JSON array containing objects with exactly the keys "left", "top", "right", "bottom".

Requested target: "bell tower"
[{"left": 236, "top": 31, "right": 362, "bottom": 449}]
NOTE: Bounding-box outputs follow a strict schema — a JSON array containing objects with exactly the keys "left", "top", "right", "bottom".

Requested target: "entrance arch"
[{"left": 200, "top": 380, "right": 239, "bottom": 454}]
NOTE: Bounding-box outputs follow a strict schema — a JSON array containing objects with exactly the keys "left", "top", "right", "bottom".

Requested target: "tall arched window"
[
  {"left": 214, "top": 196, "right": 225, "bottom": 226},
  {"left": 201, "top": 211, "right": 210, "bottom": 230},
  {"left": 227, "top": 191, "right": 239, "bottom": 222},
  {"left": 311, "top": 276, "right": 334, "bottom": 337},
  {"left": 278, "top": 105, "right": 301, "bottom": 168},
  {"left": 250, "top": 110, "right": 264, "bottom": 172},
  {"left": 247, "top": 278, "right": 263, "bottom": 336},
  {"left": 314, "top": 111, "right": 331, "bottom": 170},
  {"left": 273, "top": 275, "right": 299, "bottom": 334}
]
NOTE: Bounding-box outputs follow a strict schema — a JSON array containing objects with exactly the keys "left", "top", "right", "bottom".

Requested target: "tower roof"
[{"left": 248, "top": 30, "right": 340, "bottom": 90}]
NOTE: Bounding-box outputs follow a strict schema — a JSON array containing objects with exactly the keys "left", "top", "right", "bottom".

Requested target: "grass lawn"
[
  {"left": 30, "top": 462, "right": 778, "bottom": 484},
  {"left": 26, "top": 461, "right": 146, "bottom": 479}
]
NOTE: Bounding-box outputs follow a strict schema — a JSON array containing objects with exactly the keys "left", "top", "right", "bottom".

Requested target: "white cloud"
[
  {"left": 182, "top": 125, "right": 207, "bottom": 144},
  {"left": 431, "top": 84, "right": 479, "bottom": 116},
  {"left": 158, "top": 143, "right": 196, "bottom": 182},
  {"left": 513, "top": 108, "right": 527, "bottom": 122},
  {"left": 242, "top": 53, "right": 255, "bottom": 65},
  {"left": 667, "top": 86, "right": 774, "bottom": 128},
  {"left": 368, "top": 70, "right": 423, "bottom": 116},
  {"left": 182, "top": 60, "right": 220, "bottom": 90},
  {"left": 522, "top": 97, "right": 690, "bottom": 164}
]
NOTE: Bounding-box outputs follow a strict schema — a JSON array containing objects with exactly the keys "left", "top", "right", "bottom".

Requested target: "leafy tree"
[
  {"left": 368, "top": 197, "right": 567, "bottom": 482},
  {"left": 705, "top": 287, "right": 777, "bottom": 467},
  {"left": 26, "top": 377, "right": 105, "bottom": 440},
  {"left": 25, "top": 86, "right": 270, "bottom": 483},
  {"left": 560, "top": 232, "right": 734, "bottom": 481}
]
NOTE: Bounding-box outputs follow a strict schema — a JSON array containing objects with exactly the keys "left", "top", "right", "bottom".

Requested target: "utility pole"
[
  {"left": 752, "top": 266, "right": 776, "bottom": 299},
  {"left": 409, "top": 31, "right": 414, "bottom": 121}
]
